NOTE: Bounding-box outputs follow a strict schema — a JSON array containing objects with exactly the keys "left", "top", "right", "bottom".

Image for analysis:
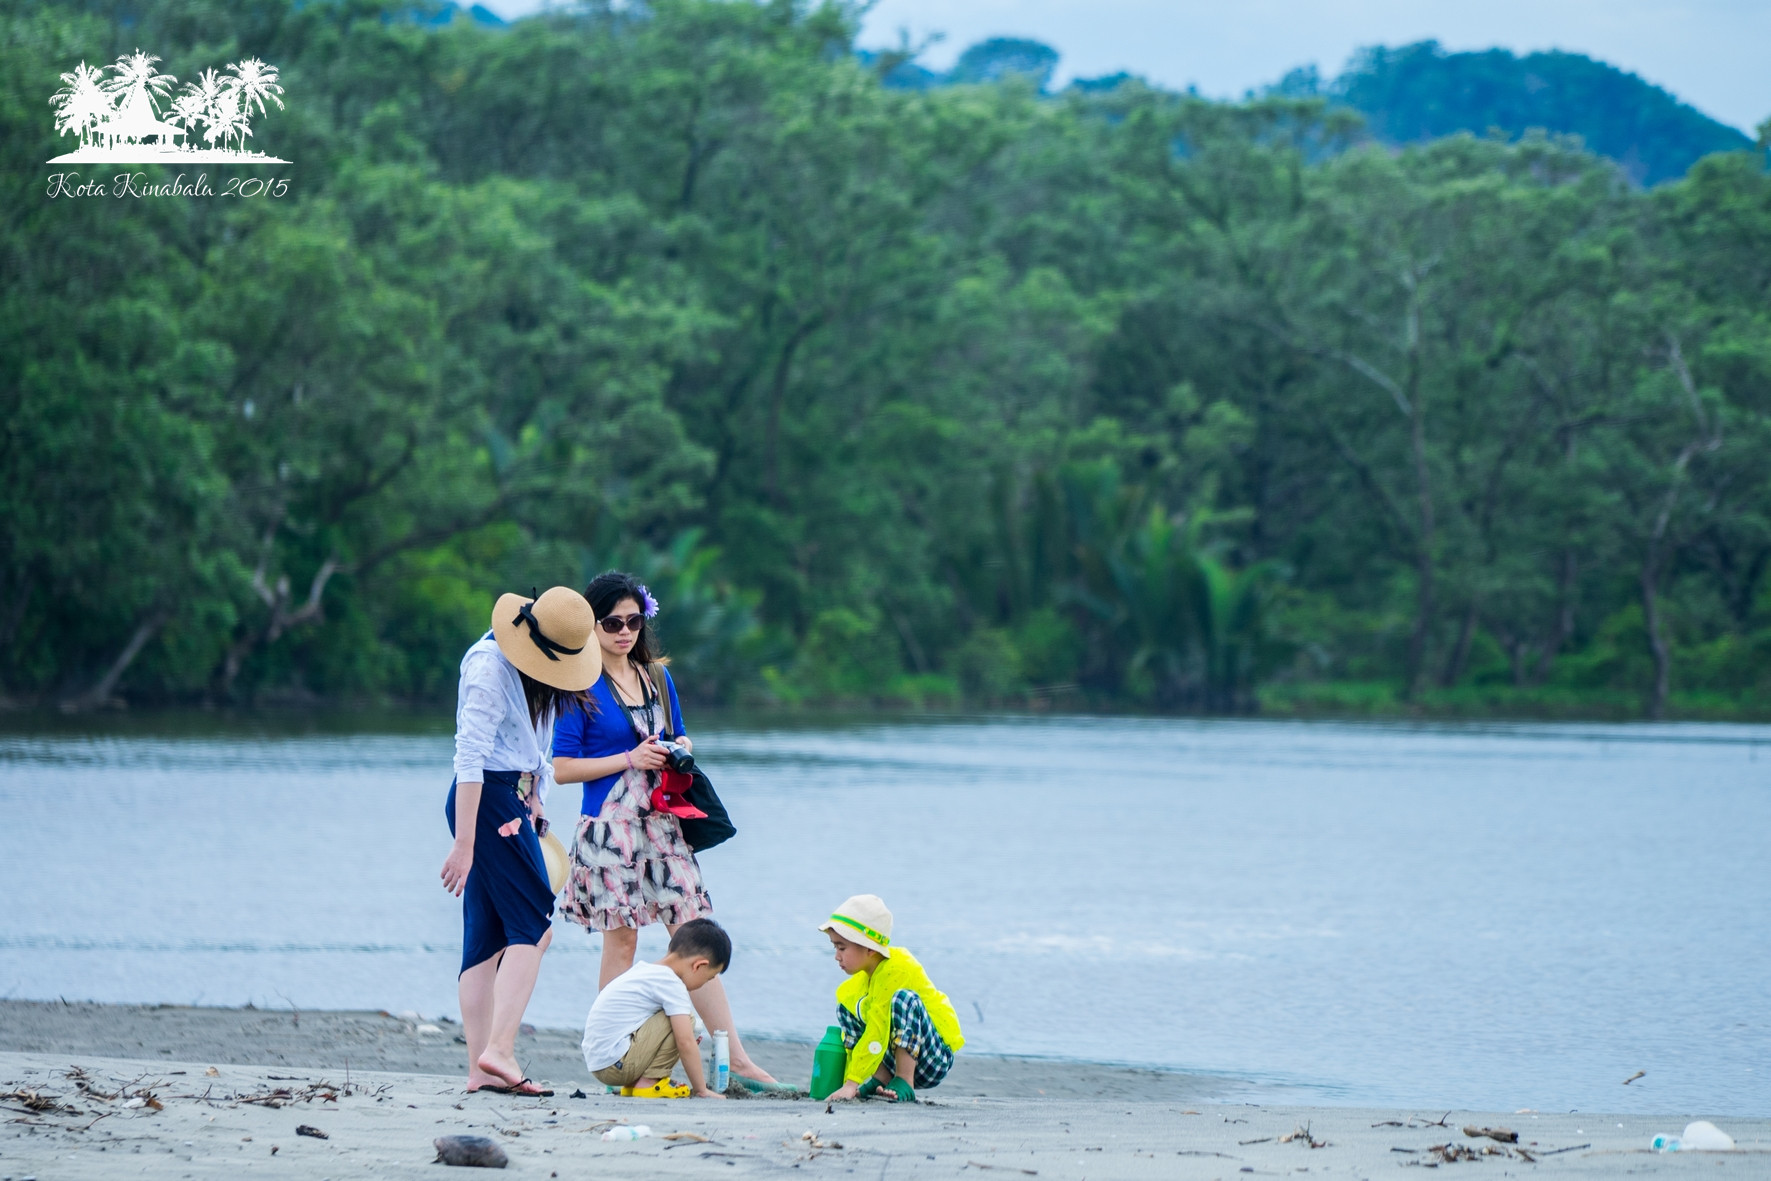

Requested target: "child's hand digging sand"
[{"left": 819, "top": 895, "right": 964, "bottom": 1103}]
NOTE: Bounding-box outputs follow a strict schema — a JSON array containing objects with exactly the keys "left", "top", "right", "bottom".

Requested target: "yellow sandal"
[{"left": 621, "top": 1079, "right": 691, "bottom": 1099}]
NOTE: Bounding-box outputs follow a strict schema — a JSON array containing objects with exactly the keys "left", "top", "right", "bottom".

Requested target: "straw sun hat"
[
  {"left": 490, "top": 586, "right": 602, "bottom": 692},
  {"left": 539, "top": 829, "right": 571, "bottom": 895},
  {"left": 819, "top": 894, "right": 894, "bottom": 958}
]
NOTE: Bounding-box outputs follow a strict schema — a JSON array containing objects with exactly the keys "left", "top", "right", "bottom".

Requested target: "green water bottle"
[{"left": 809, "top": 1025, "right": 847, "bottom": 1100}]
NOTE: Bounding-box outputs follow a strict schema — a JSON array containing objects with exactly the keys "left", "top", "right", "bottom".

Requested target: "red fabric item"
[{"left": 650, "top": 769, "right": 707, "bottom": 819}]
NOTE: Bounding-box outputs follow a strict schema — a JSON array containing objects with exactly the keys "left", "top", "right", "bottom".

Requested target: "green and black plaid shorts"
[{"left": 837, "top": 989, "right": 955, "bottom": 1089}]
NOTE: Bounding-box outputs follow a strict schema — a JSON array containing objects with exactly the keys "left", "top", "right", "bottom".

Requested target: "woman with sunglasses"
[{"left": 551, "top": 570, "right": 778, "bottom": 1086}]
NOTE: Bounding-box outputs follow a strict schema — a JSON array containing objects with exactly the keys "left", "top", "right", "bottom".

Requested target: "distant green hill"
[
  {"left": 1311, "top": 41, "right": 1753, "bottom": 186},
  {"left": 419, "top": 2, "right": 506, "bottom": 28},
  {"left": 861, "top": 38, "right": 1058, "bottom": 92},
  {"left": 877, "top": 36, "right": 1753, "bottom": 186}
]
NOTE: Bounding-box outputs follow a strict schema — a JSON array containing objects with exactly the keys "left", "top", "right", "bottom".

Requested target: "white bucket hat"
[{"left": 818, "top": 894, "right": 893, "bottom": 958}]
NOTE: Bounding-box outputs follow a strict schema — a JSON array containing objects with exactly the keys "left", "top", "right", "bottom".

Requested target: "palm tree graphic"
[
  {"left": 227, "top": 58, "right": 284, "bottom": 120},
  {"left": 214, "top": 96, "right": 251, "bottom": 152},
  {"left": 177, "top": 68, "right": 231, "bottom": 149},
  {"left": 50, "top": 60, "right": 110, "bottom": 148},
  {"left": 103, "top": 49, "right": 177, "bottom": 121},
  {"left": 169, "top": 88, "right": 209, "bottom": 139},
  {"left": 47, "top": 49, "right": 290, "bottom": 163}
]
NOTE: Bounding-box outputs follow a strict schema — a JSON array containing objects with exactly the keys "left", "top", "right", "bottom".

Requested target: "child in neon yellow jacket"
[{"left": 819, "top": 894, "right": 964, "bottom": 1102}]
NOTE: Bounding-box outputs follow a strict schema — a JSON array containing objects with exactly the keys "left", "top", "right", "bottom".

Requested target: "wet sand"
[
  {"left": 0, "top": 1003, "right": 1763, "bottom": 1179},
  {"left": 0, "top": 1001, "right": 1222, "bottom": 1102}
]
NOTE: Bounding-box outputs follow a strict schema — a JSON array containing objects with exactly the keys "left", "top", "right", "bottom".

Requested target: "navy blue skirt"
[{"left": 445, "top": 771, "right": 555, "bottom": 974}]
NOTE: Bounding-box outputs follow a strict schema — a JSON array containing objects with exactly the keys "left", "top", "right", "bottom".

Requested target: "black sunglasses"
[{"left": 599, "top": 613, "right": 646, "bottom": 634}]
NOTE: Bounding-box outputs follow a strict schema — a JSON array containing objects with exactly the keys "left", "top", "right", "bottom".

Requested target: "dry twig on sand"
[
  {"left": 1, "top": 1088, "right": 80, "bottom": 1115},
  {"left": 1462, "top": 1124, "right": 1518, "bottom": 1143},
  {"left": 1279, "top": 1122, "right": 1329, "bottom": 1148}
]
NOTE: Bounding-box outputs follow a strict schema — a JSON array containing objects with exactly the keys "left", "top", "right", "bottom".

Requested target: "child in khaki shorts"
[{"left": 581, "top": 919, "right": 729, "bottom": 1098}]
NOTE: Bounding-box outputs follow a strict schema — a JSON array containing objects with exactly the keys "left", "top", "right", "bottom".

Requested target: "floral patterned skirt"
[{"left": 558, "top": 767, "right": 712, "bottom": 931}]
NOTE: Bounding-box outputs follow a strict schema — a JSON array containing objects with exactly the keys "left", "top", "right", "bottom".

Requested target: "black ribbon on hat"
[{"left": 512, "top": 590, "right": 584, "bottom": 662}]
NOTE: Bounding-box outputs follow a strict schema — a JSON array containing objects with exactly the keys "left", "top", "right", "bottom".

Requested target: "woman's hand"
[
  {"left": 440, "top": 840, "right": 473, "bottom": 896},
  {"left": 830, "top": 1081, "right": 861, "bottom": 1101},
  {"left": 676, "top": 736, "right": 693, "bottom": 753},
  {"left": 627, "top": 735, "right": 668, "bottom": 771}
]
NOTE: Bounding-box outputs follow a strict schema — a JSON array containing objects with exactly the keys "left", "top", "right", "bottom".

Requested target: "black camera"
[{"left": 657, "top": 739, "right": 696, "bottom": 774}]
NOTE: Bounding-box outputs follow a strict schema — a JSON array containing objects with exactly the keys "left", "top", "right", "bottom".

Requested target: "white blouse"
[{"left": 452, "top": 633, "right": 554, "bottom": 801}]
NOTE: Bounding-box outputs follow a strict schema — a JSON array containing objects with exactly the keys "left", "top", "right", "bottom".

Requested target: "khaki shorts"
[{"left": 592, "top": 1011, "right": 681, "bottom": 1087}]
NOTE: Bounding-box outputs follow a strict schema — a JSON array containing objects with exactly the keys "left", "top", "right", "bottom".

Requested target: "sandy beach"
[{"left": 2, "top": 1003, "right": 1763, "bottom": 1179}]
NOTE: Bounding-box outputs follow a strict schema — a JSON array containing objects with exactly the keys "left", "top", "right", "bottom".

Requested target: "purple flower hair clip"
[{"left": 638, "top": 585, "right": 660, "bottom": 618}]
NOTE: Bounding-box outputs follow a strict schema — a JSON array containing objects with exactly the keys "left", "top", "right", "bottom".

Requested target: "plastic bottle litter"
[
  {"left": 601, "top": 1125, "right": 653, "bottom": 1142},
  {"left": 712, "top": 1029, "right": 730, "bottom": 1093},
  {"left": 1680, "top": 1121, "right": 1735, "bottom": 1151},
  {"left": 1653, "top": 1122, "right": 1736, "bottom": 1153},
  {"left": 809, "top": 1025, "right": 847, "bottom": 1100}
]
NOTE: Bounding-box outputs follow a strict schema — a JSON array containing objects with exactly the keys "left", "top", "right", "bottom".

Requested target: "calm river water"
[{"left": 1, "top": 715, "right": 1766, "bottom": 1115}]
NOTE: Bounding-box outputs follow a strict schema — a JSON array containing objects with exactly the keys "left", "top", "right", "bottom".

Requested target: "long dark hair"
[
  {"left": 584, "top": 570, "right": 666, "bottom": 669},
  {"left": 518, "top": 671, "right": 588, "bottom": 729}
]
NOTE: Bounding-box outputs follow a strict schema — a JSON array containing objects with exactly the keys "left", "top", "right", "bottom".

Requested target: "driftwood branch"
[{"left": 59, "top": 606, "right": 171, "bottom": 713}]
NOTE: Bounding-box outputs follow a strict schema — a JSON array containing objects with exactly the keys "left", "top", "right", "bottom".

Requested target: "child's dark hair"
[
  {"left": 668, "top": 918, "right": 731, "bottom": 971},
  {"left": 583, "top": 570, "right": 664, "bottom": 667}
]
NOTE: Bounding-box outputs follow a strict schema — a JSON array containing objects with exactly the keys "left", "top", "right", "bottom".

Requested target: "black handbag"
[
  {"left": 645, "top": 664, "right": 737, "bottom": 853},
  {"left": 675, "top": 764, "right": 736, "bottom": 852}
]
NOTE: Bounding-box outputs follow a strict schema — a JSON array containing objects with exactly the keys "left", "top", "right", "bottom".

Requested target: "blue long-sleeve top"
[{"left": 552, "top": 668, "right": 684, "bottom": 818}]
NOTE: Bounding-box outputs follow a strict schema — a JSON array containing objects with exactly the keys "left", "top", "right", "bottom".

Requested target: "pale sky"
[{"left": 482, "top": 0, "right": 1771, "bottom": 132}]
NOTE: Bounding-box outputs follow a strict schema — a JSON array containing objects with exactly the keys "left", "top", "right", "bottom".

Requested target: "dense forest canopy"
[{"left": 4, "top": 0, "right": 1769, "bottom": 718}]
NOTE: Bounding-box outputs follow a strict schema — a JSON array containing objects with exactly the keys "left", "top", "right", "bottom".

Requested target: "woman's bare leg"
[
  {"left": 599, "top": 925, "right": 639, "bottom": 989},
  {"left": 475, "top": 928, "right": 552, "bottom": 1090},
  {"left": 666, "top": 922, "right": 778, "bottom": 1083},
  {"left": 460, "top": 950, "right": 503, "bottom": 1091}
]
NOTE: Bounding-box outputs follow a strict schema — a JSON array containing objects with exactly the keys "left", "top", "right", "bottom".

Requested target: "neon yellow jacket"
[{"left": 835, "top": 946, "right": 965, "bottom": 1084}]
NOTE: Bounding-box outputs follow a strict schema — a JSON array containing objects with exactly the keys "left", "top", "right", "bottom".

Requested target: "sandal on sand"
[
  {"left": 884, "top": 1078, "right": 915, "bottom": 1103},
  {"left": 473, "top": 1078, "right": 553, "bottom": 1097},
  {"left": 856, "top": 1078, "right": 883, "bottom": 1099},
  {"left": 621, "top": 1079, "right": 691, "bottom": 1099}
]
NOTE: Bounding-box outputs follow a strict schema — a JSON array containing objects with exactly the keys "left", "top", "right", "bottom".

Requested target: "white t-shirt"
[{"left": 581, "top": 962, "right": 695, "bottom": 1072}]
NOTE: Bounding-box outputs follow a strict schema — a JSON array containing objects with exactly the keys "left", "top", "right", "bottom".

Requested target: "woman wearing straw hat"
[
  {"left": 440, "top": 586, "right": 600, "bottom": 1096},
  {"left": 552, "top": 570, "right": 778, "bottom": 1086}
]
